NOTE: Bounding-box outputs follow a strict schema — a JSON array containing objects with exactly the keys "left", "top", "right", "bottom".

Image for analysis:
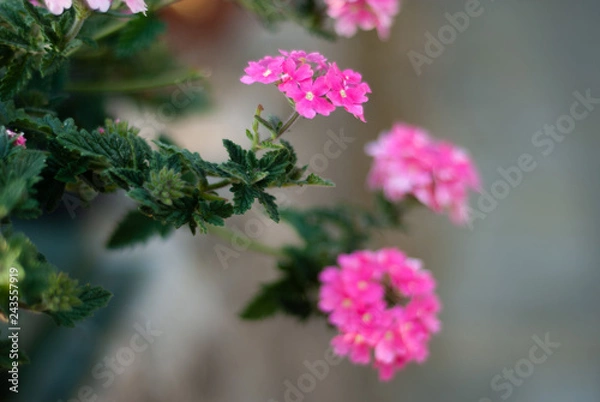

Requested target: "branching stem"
[{"left": 207, "top": 225, "right": 285, "bottom": 258}]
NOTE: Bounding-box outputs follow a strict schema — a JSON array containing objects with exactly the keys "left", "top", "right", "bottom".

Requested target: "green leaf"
[
  {"left": 56, "top": 123, "right": 151, "bottom": 170},
  {"left": 46, "top": 285, "right": 112, "bottom": 328},
  {"left": 230, "top": 183, "right": 257, "bottom": 215},
  {"left": 223, "top": 139, "right": 246, "bottom": 165},
  {"left": 0, "top": 339, "right": 29, "bottom": 370},
  {"left": 0, "top": 148, "right": 47, "bottom": 219},
  {"left": 107, "top": 209, "right": 173, "bottom": 249},
  {"left": 116, "top": 14, "right": 166, "bottom": 58},
  {"left": 239, "top": 284, "right": 280, "bottom": 320},
  {"left": 256, "top": 190, "right": 279, "bottom": 222},
  {"left": 303, "top": 173, "right": 334, "bottom": 187},
  {"left": 196, "top": 200, "right": 233, "bottom": 228},
  {"left": 0, "top": 56, "right": 32, "bottom": 99}
]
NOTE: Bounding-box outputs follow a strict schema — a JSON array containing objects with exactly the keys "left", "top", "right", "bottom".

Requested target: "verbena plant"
[{"left": 0, "top": 0, "right": 480, "bottom": 381}]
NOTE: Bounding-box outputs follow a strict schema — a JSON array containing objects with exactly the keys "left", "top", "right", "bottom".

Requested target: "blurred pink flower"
[
  {"left": 366, "top": 123, "right": 480, "bottom": 225},
  {"left": 6, "top": 129, "right": 27, "bottom": 148},
  {"left": 42, "top": 0, "right": 146, "bottom": 15},
  {"left": 318, "top": 248, "right": 441, "bottom": 381},
  {"left": 325, "top": 0, "right": 401, "bottom": 40},
  {"left": 240, "top": 50, "right": 370, "bottom": 121}
]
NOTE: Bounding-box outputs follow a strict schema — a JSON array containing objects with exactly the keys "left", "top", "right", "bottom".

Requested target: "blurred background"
[{"left": 3, "top": 0, "right": 600, "bottom": 400}]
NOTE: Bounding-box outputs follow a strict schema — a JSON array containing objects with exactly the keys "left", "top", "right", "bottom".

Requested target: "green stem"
[
  {"left": 65, "top": 0, "right": 181, "bottom": 57},
  {"left": 277, "top": 111, "right": 300, "bottom": 137},
  {"left": 65, "top": 2, "right": 90, "bottom": 43},
  {"left": 207, "top": 226, "right": 285, "bottom": 258},
  {"left": 65, "top": 17, "right": 86, "bottom": 42},
  {"left": 256, "top": 111, "right": 301, "bottom": 150},
  {"left": 65, "top": 70, "right": 204, "bottom": 93},
  {"left": 205, "top": 179, "right": 233, "bottom": 191}
]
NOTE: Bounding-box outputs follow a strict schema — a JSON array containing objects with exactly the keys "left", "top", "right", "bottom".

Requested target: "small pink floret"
[{"left": 6, "top": 129, "right": 27, "bottom": 148}]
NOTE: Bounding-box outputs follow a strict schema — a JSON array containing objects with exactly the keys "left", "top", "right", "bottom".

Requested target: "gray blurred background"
[{"left": 10, "top": 0, "right": 600, "bottom": 400}]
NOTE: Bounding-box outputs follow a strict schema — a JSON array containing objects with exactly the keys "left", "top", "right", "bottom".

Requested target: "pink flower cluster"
[
  {"left": 318, "top": 248, "right": 441, "bottom": 381},
  {"left": 325, "top": 0, "right": 401, "bottom": 40},
  {"left": 43, "top": 0, "right": 146, "bottom": 15},
  {"left": 240, "top": 50, "right": 371, "bottom": 121},
  {"left": 6, "top": 129, "right": 26, "bottom": 148},
  {"left": 366, "top": 123, "right": 481, "bottom": 224}
]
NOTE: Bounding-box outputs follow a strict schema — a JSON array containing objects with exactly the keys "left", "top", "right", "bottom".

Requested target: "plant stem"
[
  {"left": 65, "top": 0, "right": 181, "bottom": 57},
  {"left": 65, "top": 2, "right": 90, "bottom": 43},
  {"left": 205, "top": 179, "right": 233, "bottom": 191},
  {"left": 65, "top": 70, "right": 204, "bottom": 93},
  {"left": 277, "top": 111, "right": 300, "bottom": 137},
  {"left": 207, "top": 226, "right": 285, "bottom": 258},
  {"left": 256, "top": 111, "right": 301, "bottom": 150}
]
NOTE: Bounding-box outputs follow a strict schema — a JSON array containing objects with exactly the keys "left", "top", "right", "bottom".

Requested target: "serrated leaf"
[
  {"left": 223, "top": 139, "right": 246, "bottom": 165},
  {"left": 197, "top": 200, "right": 233, "bottom": 227},
  {"left": 46, "top": 285, "right": 112, "bottom": 327},
  {"left": 231, "top": 183, "right": 257, "bottom": 215},
  {"left": 304, "top": 173, "right": 334, "bottom": 186},
  {"left": 56, "top": 125, "right": 151, "bottom": 170},
  {"left": 0, "top": 56, "right": 32, "bottom": 99},
  {"left": 256, "top": 190, "right": 278, "bottom": 222},
  {"left": 107, "top": 209, "right": 173, "bottom": 249},
  {"left": 0, "top": 149, "right": 47, "bottom": 219}
]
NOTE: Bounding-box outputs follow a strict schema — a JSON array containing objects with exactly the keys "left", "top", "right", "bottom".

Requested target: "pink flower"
[
  {"left": 325, "top": 62, "right": 371, "bottom": 122},
  {"left": 366, "top": 123, "right": 480, "bottom": 225},
  {"left": 42, "top": 0, "right": 146, "bottom": 15},
  {"left": 6, "top": 129, "right": 26, "bottom": 148},
  {"left": 240, "top": 56, "right": 285, "bottom": 85},
  {"left": 318, "top": 248, "right": 441, "bottom": 381},
  {"left": 278, "top": 59, "right": 313, "bottom": 93},
  {"left": 123, "top": 0, "right": 147, "bottom": 13},
  {"left": 325, "top": 0, "right": 401, "bottom": 40},
  {"left": 286, "top": 76, "right": 336, "bottom": 119},
  {"left": 43, "top": 0, "right": 71, "bottom": 14},
  {"left": 240, "top": 50, "right": 370, "bottom": 121},
  {"left": 86, "top": 0, "right": 111, "bottom": 12}
]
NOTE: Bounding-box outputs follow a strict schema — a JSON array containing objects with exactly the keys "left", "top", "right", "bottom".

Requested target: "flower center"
[
  {"left": 357, "top": 280, "right": 368, "bottom": 290},
  {"left": 385, "top": 331, "right": 394, "bottom": 341},
  {"left": 382, "top": 274, "right": 409, "bottom": 308},
  {"left": 362, "top": 313, "right": 372, "bottom": 323},
  {"left": 340, "top": 89, "right": 347, "bottom": 98},
  {"left": 262, "top": 69, "right": 272, "bottom": 77},
  {"left": 305, "top": 91, "right": 315, "bottom": 101},
  {"left": 342, "top": 298, "right": 352, "bottom": 308}
]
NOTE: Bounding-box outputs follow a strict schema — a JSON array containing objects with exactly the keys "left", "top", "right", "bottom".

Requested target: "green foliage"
[
  {"left": 147, "top": 167, "right": 186, "bottom": 206},
  {"left": 0, "top": 336, "right": 29, "bottom": 370},
  {"left": 40, "top": 272, "right": 82, "bottom": 312},
  {"left": 240, "top": 281, "right": 290, "bottom": 319},
  {"left": 107, "top": 209, "right": 173, "bottom": 249},
  {"left": 46, "top": 284, "right": 112, "bottom": 327},
  {"left": 0, "top": 128, "right": 47, "bottom": 219},
  {"left": 0, "top": 1, "right": 78, "bottom": 100},
  {"left": 0, "top": 228, "right": 112, "bottom": 326},
  {"left": 115, "top": 13, "right": 166, "bottom": 58},
  {"left": 235, "top": 0, "right": 335, "bottom": 39},
  {"left": 240, "top": 201, "right": 409, "bottom": 321},
  {"left": 0, "top": 0, "right": 359, "bottom": 369}
]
